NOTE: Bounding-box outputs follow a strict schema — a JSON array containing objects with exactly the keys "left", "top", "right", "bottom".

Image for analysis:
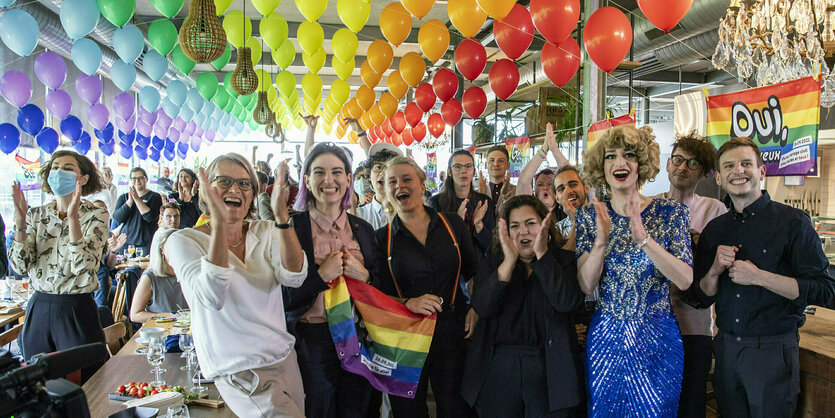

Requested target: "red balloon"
[
  {"left": 401, "top": 128, "right": 414, "bottom": 146},
  {"left": 494, "top": 4, "right": 534, "bottom": 60},
  {"left": 541, "top": 37, "right": 580, "bottom": 87},
  {"left": 381, "top": 118, "right": 394, "bottom": 136},
  {"left": 462, "top": 86, "right": 487, "bottom": 118},
  {"left": 367, "top": 127, "right": 379, "bottom": 143},
  {"left": 638, "top": 0, "right": 693, "bottom": 33},
  {"left": 415, "top": 83, "right": 437, "bottom": 112},
  {"left": 583, "top": 7, "right": 632, "bottom": 73},
  {"left": 488, "top": 59, "right": 519, "bottom": 100},
  {"left": 390, "top": 131, "right": 402, "bottom": 146},
  {"left": 531, "top": 0, "right": 581, "bottom": 45},
  {"left": 412, "top": 122, "right": 427, "bottom": 142},
  {"left": 391, "top": 111, "right": 407, "bottom": 133},
  {"left": 374, "top": 125, "right": 385, "bottom": 141},
  {"left": 404, "top": 102, "right": 423, "bottom": 128},
  {"left": 432, "top": 68, "right": 459, "bottom": 103},
  {"left": 427, "top": 113, "right": 445, "bottom": 138},
  {"left": 454, "top": 39, "right": 487, "bottom": 82},
  {"left": 441, "top": 98, "right": 463, "bottom": 126}
]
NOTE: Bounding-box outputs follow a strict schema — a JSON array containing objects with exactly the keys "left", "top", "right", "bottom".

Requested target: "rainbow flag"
[
  {"left": 117, "top": 162, "right": 129, "bottom": 186},
  {"left": 323, "top": 276, "right": 436, "bottom": 398},
  {"left": 14, "top": 155, "right": 41, "bottom": 191},
  {"left": 585, "top": 113, "right": 636, "bottom": 150},
  {"left": 706, "top": 76, "right": 820, "bottom": 176},
  {"left": 505, "top": 136, "right": 531, "bottom": 177}
]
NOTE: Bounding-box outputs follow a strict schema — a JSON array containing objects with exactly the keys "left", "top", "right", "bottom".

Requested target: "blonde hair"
[
  {"left": 150, "top": 228, "right": 178, "bottom": 277},
  {"left": 581, "top": 125, "right": 660, "bottom": 190},
  {"left": 385, "top": 156, "right": 427, "bottom": 183},
  {"left": 198, "top": 153, "right": 260, "bottom": 219}
]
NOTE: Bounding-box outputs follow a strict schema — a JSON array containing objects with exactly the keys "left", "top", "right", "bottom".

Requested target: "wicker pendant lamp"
[
  {"left": 178, "top": 0, "right": 227, "bottom": 63},
  {"left": 230, "top": 47, "right": 258, "bottom": 95},
  {"left": 265, "top": 112, "right": 279, "bottom": 138},
  {"left": 253, "top": 91, "right": 272, "bottom": 125}
]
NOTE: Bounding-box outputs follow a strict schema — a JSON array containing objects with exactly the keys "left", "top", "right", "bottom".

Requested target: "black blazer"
[
  {"left": 461, "top": 247, "right": 584, "bottom": 412},
  {"left": 283, "top": 211, "right": 379, "bottom": 333}
]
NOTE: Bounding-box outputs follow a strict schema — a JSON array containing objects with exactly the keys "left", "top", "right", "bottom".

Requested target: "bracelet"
[
  {"left": 275, "top": 220, "right": 294, "bottom": 229},
  {"left": 15, "top": 227, "right": 25, "bottom": 232},
  {"left": 357, "top": 130, "right": 367, "bottom": 137},
  {"left": 636, "top": 236, "right": 650, "bottom": 249},
  {"left": 537, "top": 148, "right": 547, "bottom": 158}
]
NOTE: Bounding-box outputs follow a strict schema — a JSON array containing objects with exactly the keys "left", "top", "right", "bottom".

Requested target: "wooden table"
[
  {"left": 82, "top": 353, "right": 234, "bottom": 418},
  {"left": 119, "top": 316, "right": 180, "bottom": 356},
  {"left": 115, "top": 257, "right": 150, "bottom": 272},
  {"left": 0, "top": 309, "right": 24, "bottom": 328},
  {"left": 797, "top": 306, "right": 835, "bottom": 417}
]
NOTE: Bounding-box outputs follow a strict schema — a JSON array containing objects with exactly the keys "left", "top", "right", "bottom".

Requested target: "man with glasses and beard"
[{"left": 113, "top": 167, "right": 162, "bottom": 255}]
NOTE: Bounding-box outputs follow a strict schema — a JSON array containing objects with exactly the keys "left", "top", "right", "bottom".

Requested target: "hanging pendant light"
[
  {"left": 253, "top": 91, "right": 272, "bottom": 125},
  {"left": 178, "top": 0, "right": 227, "bottom": 63},
  {"left": 231, "top": 47, "right": 258, "bottom": 95}
]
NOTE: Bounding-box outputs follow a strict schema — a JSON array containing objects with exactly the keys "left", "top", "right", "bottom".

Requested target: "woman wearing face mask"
[
  {"left": 376, "top": 157, "right": 479, "bottom": 418},
  {"left": 282, "top": 143, "right": 380, "bottom": 418},
  {"left": 9, "top": 150, "right": 109, "bottom": 380},
  {"left": 462, "top": 195, "right": 584, "bottom": 417}
]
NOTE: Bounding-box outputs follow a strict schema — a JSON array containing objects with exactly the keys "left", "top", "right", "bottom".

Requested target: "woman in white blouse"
[
  {"left": 166, "top": 153, "right": 308, "bottom": 417},
  {"left": 10, "top": 150, "right": 109, "bottom": 381}
]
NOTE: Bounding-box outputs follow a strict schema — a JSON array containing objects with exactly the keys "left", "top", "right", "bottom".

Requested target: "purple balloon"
[
  {"left": 172, "top": 117, "right": 186, "bottom": 131},
  {"left": 87, "top": 103, "right": 109, "bottom": 131},
  {"left": 34, "top": 51, "right": 67, "bottom": 89},
  {"left": 138, "top": 106, "right": 158, "bottom": 125},
  {"left": 194, "top": 126, "right": 204, "bottom": 138},
  {"left": 205, "top": 130, "right": 215, "bottom": 143},
  {"left": 112, "top": 92, "right": 135, "bottom": 120},
  {"left": 116, "top": 114, "right": 136, "bottom": 133},
  {"left": 168, "top": 128, "right": 181, "bottom": 142},
  {"left": 1, "top": 70, "right": 32, "bottom": 107},
  {"left": 153, "top": 123, "right": 168, "bottom": 139},
  {"left": 190, "top": 136, "right": 201, "bottom": 152},
  {"left": 46, "top": 89, "right": 72, "bottom": 119},
  {"left": 136, "top": 120, "right": 153, "bottom": 137},
  {"left": 75, "top": 74, "right": 102, "bottom": 105},
  {"left": 157, "top": 112, "right": 173, "bottom": 130},
  {"left": 184, "top": 121, "right": 196, "bottom": 137}
]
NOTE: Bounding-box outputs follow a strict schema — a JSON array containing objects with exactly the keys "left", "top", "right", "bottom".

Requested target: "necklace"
[{"left": 207, "top": 222, "right": 246, "bottom": 248}]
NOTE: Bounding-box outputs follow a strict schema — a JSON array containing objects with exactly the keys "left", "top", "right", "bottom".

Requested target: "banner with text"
[
  {"left": 15, "top": 155, "right": 41, "bottom": 191},
  {"left": 505, "top": 136, "right": 531, "bottom": 177}
]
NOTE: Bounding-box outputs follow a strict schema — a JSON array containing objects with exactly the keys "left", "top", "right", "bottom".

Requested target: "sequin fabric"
[{"left": 575, "top": 198, "right": 692, "bottom": 417}]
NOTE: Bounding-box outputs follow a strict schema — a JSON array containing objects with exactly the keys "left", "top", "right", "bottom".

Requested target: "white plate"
[{"left": 135, "top": 336, "right": 149, "bottom": 345}]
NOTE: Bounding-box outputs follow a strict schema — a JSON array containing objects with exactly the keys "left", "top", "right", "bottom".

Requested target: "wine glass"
[
  {"left": 189, "top": 351, "right": 207, "bottom": 394},
  {"left": 179, "top": 332, "right": 194, "bottom": 371},
  {"left": 147, "top": 337, "right": 166, "bottom": 387},
  {"left": 128, "top": 244, "right": 136, "bottom": 259},
  {"left": 135, "top": 247, "right": 144, "bottom": 258},
  {"left": 166, "top": 405, "right": 190, "bottom": 418}
]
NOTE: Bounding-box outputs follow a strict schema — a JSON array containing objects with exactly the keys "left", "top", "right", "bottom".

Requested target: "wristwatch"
[{"left": 275, "top": 219, "right": 294, "bottom": 229}]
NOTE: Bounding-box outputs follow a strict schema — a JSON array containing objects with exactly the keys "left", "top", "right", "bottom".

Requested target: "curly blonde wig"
[{"left": 581, "top": 125, "right": 660, "bottom": 190}]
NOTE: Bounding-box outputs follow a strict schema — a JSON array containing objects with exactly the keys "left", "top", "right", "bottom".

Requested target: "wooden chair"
[
  {"left": 0, "top": 323, "right": 23, "bottom": 347},
  {"left": 111, "top": 271, "right": 127, "bottom": 324},
  {"left": 102, "top": 322, "right": 126, "bottom": 356}
]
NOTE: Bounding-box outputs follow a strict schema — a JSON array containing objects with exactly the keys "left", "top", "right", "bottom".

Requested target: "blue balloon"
[
  {"left": 118, "top": 129, "right": 135, "bottom": 145},
  {"left": 94, "top": 122, "right": 114, "bottom": 142},
  {"left": 179, "top": 106, "right": 194, "bottom": 122},
  {"left": 136, "top": 133, "right": 151, "bottom": 148},
  {"left": 165, "top": 139, "right": 176, "bottom": 152},
  {"left": 36, "top": 127, "right": 59, "bottom": 154},
  {"left": 176, "top": 147, "right": 188, "bottom": 160},
  {"left": 74, "top": 131, "right": 91, "bottom": 154},
  {"left": 190, "top": 137, "right": 201, "bottom": 152},
  {"left": 71, "top": 38, "right": 101, "bottom": 76},
  {"left": 17, "top": 104, "right": 44, "bottom": 136},
  {"left": 151, "top": 135, "right": 165, "bottom": 150},
  {"left": 0, "top": 123, "right": 20, "bottom": 154},
  {"left": 110, "top": 60, "right": 136, "bottom": 92},
  {"left": 59, "top": 0, "right": 100, "bottom": 40},
  {"left": 142, "top": 50, "right": 168, "bottom": 82},
  {"left": 161, "top": 97, "right": 180, "bottom": 119},
  {"left": 60, "top": 116, "right": 83, "bottom": 141},
  {"left": 0, "top": 0, "right": 17, "bottom": 8},
  {"left": 186, "top": 88, "right": 204, "bottom": 113},
  {"left": 112, "top": 24, "right": 143, "bottom": 64},
  {"left": 139, "top": 86, "right": 161, "bottom": 112},
  {"left": 164, "top": 148, "right": 175, "bottom": 161},
  {"left": 166, "top": 80, "right": 188, "bottom": 106},
  {"left": 0, "top": 9, "right": 38, "bottom": 57},
  {"left": 98, "top": 140, "right": 115, "bottom": 156},
  {"left": 119, "top": 143, "right": 133, "bottom": 159},
  {"left": 134, "top": 145, "right": 147, "bottom": 160},
  {"left": 149, "top": 147, "right": 161, "bottom": 162}
]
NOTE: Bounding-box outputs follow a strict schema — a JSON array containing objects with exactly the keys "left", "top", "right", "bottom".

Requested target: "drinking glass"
[
  {"left": 128, "top": 244, "right": 136, "bottom": 258},
  {"left": 147, "top": 337, "right": 166, "bottom": 386},
  {"left": 21, "top": 278, "right": 30, "bottom": 298},
  {"left": 166, "top": 405, "right": 190, "bottom": 418},
  {"left": 179, "top": 332, "right": 194, "bottom": 371},
  {"left": 135, "top": 248, "right": 144, "bottom": 258},
  {"left": 189, "top": 351, "right": 207, "bottom": 394}
]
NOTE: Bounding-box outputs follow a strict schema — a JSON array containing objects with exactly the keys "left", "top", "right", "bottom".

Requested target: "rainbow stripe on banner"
[
  {"left": 14, "top": 155, "right": 41, "bottom": 191},
  {"left": 117, "top": 162, "right": 129, "bottom": 186},
  {"left": 706, "top": 76, "right": 820, "bottom": 176},
  {"left": 505, "top": 136, "right": 531, "bottom": 177},
  {"left": 586, "top": 114, "right": 636, "bottom": 150},
  {"left": 324, "top": 276, "right": 436, "bottom": 398}
]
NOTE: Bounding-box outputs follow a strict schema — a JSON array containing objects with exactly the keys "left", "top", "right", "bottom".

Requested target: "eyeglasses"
[
  {"left": 451, "top": 163, "right": 474, "bottom": 171},
  {"left": 670, "top": 155, "right": 701, "bottom": 170},
  {"left": 371, "top": 163, "right": 386, "bottom": 173},
  {"left": 130, "top": 176, "right": 146, "bottom": 181},
  {"left": 211, "top": 176, "right": 254, "bottom": 191}
]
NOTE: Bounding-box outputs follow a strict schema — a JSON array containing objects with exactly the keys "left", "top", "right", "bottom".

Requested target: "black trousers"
[
  {"left": 20, "top": 292, "right": 105, "bottom": 382},
  {"left": 713, "top": 331, "right": 800, "bottom": 418},
  {"left": 294, "top": 321, "right": 379, "bottom": 418},
  {"left": 678, "top": 335, "right": 712, "bottom": 418}
]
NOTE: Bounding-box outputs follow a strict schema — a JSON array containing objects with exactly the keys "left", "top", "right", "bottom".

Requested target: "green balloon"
[
  {"left": 149, "top": 0, "right": 184, "bottom": 18},
  {"left": 246, "top": 96, "right": 258, "bottom": 110},
  {"left": 248, "top": 119, "right": 259, "bottom": 130},
  {"left": 236, "top": 108, "right": 247, "bottom": 122},
  {"left": 148, "top": 19, "right": 178, "bottom": 56},
  {"left": 97, "top": 0, "right": 135, "bottom": 28},
  {"left": 223, "top": 72, "right": 239, "bottom": 97},
  {"left": 213, "top": 87, "right": 230, "bottom": 109},
  {"left": 196, "top": 72, "right": 219, "bottom": 100},
  {"left": 211, "top": 43, "right": 232, "bottom": 70},
  {"left": 223, "top": 96, "right": 236, "bottom": 112},
  {"left": 238, "top": 93, "right": 254, "bottom": 107},
  {"left": 171, "top": 45, "right": 195, "bottom": 74}
]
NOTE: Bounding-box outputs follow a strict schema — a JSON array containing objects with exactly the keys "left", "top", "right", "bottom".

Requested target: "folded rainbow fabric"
[
  {"left": 586, "top": 113, "right": 636, "bottom": 150},
  {"left": 323, "top": 276, "right": 436, "bottom": 399}
]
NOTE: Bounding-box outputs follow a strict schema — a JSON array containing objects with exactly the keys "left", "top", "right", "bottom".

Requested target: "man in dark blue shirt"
[
  {"left": 692, "top": 138, "right": 835, "bottom": 417},
  {"left": 112, "top": 167, "right": 162, "bottom": 255}
]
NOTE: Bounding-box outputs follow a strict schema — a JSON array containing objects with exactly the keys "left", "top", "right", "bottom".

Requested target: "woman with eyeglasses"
[
  {"left": 166, "top": 153, "right": 309, "bottom": 417},
  {"left": 283, "top": 142, "right": 380, "bottom": 418}
]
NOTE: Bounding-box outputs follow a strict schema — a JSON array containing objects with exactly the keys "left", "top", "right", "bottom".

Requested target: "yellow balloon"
[
  {"left": 337, "top": 0, "right": 370, "bottom": 33},
  {"left": 272, "top": 39, "right": 295, "bottom": 69},
  {"left": 245, "top": 37, "right": 262, "bottom": 66},
  {"left": 251, "top": 0, "right": 280, "bottom": 15},
  {"left": 380, "top": 3, "right": 411, "bottom": 47},
  {"left": 402, "top": 0, "right": 435, "bottom": 19},
  {"left": 399, "top": 52, "right": 425, "bottom": 87},
  {"left": 476, "top": 0, "right": 515, "bottom": 20},
  {"left": 379, "top": 92, "right": 399, "bottom": 118},
  {"left": 276, "top": 71, "right": 297, "bottom": 98},
  {"left": 297, "top": 21, "right": 324, "bottom": 56},
  {"left": 294, "top": 117, "right": 304, "bottom": 130},
  {"left": 369, "top": 104, "right": 385, "bottom": 126},
  {"left": 255, "top": 69, "right": 272, "bottom": 90},
  {"left": 322, "top": 121, "right": 334, "bottom": 135},
  {"left": 356, "top": 85, "right": 375, "bottom": 111},
  {"left": 267, "top": 86, "right": 279, "bottom": 105},
  {"left": 215, "top": 0, "right": 233, "bottom": 15},
  {"left": 302, "top": 47, "right": 326, "bottom": 73},
  {"left": 332, "top": 28, "right": 358, "bottom": 63},
  {"left": 330, "top": 79, "right": 351, "bottom": 104},
  {"left": 367, "top": 40, "right": 393, "bottom": 74},
  {"left": 260, "top": 14, "right": 288, "bottom": 50},
  {"left": 360, "top": 60, "right": 382, "bottom": 88},
  {"left": 331, "top": 55, "right": 355, "bottom": 81},
  {"left": 302, "top": 73, "right": 323, "bottom": 98},
  {"left": 447, "top": 0, "right": 488, "bottom": 38},
  {"left": 386, "top": 70, "right": 408, "bottom": 100},
  {"left": 418, "top": 19, "right": 450, "bottom": 63},
  {"left": 223, "top": 11, "right": 252, "bottom": 48},
  {"left": 295, "top": 0, "right": 328, "bottom": 22},
  {"left": 324, "top": 97, "right": 341, "bottom": 115}
]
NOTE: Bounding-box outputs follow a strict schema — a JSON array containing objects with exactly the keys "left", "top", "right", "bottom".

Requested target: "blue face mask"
[{"left": 47, "top": 169, "right": 78, "bottom": 197}]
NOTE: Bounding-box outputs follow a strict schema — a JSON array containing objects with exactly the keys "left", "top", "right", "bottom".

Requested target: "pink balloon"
[
  {"left": 34, "top": 51, "right": 68, "bottom": 89},
  {"left": 87, "top": 103, "right": 110, "bottom": 131},
  {"left": 0, "top": 70, "right": 33, "bottom": 107},
  {"left": 75, "top": 74, "right": 102, "bottom": 105},
  {"left": 112, "top": 92, "right": 135, "bottom": 120},
  {"left": 46, "top": 89, "right": 72, "bottom": 119}
]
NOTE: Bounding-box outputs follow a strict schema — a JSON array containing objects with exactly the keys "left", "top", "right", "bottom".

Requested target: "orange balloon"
[
  {"left": 418, "top": 19, "right": 450, "bottom": 63},
  {"left": 367, "top": 40, "right": 394, "bottom": 74},
  {"left": 369, "top": 104, "right": 386, "bottom": 126},
  {"left": 379, "top": 92, "right": 399, "bottom": 118},
  {"left": 476, "top": 0, "right": 515, "bottom": 19},
  {"left": 346, "top": 97, "right": 363, "bottom": 119},
  {"left": 359, "top": 111, "right": 373, "bottom": 130},
  {"left": 401, "top": 0, "right": 435, "bottom": 19},
  {"left": 348, "top": 130, "right": 359, "bottom": 144},
  {"left": 387, "top": 70, "right": 409, "bottom": 100},
  {"left": 447, "top": 0, "right": 488, "bottom": 38},
  {"left": 399, "top": 52, "right": 426, "bottom": 87},
  {"left": 356, "top": 85, "right": 376, "bottom": 111},
  {"left": 380, "top": 3, "right": 412, "bottom": 46},
  {"left": 360, "top": 60, "right": 382, "bottom": 88},
  {"left": 336, "top": 124, "right": 347, "bottom": 139}
]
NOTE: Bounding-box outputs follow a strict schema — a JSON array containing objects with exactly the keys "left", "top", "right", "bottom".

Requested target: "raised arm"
[
  {"left": 576, "top": 199, "right": 609, "bottom": 295},
  {"left": 301, "top": 114, "right": 320, "bottom": 157},
  {"left": 344, "top": 118, "right": 371, "bottom": 155}
]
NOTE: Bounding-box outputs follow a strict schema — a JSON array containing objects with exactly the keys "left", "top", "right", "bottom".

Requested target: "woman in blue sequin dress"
[{"left": 575, "top": 125, "right": 694, "bottom": 417}]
